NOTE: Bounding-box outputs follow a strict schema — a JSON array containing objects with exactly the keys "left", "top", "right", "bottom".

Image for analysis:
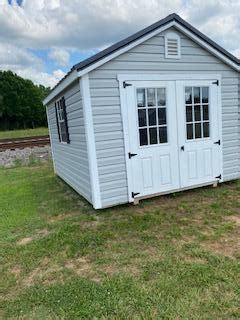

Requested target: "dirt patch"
[
  {"left": 22, "top": 258, "right": 63, "bottom": 287},
  {"left": 226, "top": 215, "right": 240, "bottom": 226},
  {"left": 201, "top": 235, "right": 240, "bottom": 258},
  {"left": 101, "top": 263, "right": 140, "bottom": 276},
  {"left": 16, "top": 229, "right": 50, "bottom": 246},
  {"left": 183, "top": 256, "right": 207, "bottom": 264},
  {"left": 10, "top": 265, "right": 21, "bottom": 277},
  {"left": 48, "top": 213, "right": 78, "bottom": 223},
  {"left": 17, "top": 237, "right": 33, "bottom": 246},
  {"left": 65, "top": 257, "right": 101, "bottom": 282}
]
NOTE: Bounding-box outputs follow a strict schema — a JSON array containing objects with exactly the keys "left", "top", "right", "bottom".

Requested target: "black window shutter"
[
  {"left": 62, "top": 97, "right": 70, "bottom": 144},
  {"left": 55, "top": 102, "right": 61, "bottom": 142}
]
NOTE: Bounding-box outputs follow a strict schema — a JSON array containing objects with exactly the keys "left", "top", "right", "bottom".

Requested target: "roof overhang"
[{"left": 44, "top": 14, "right": 239, "bottom": 106}]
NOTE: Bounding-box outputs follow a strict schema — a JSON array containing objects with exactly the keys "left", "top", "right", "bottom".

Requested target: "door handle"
[{"left": 181, "top": 146, "right": 185, "bottom": 151}]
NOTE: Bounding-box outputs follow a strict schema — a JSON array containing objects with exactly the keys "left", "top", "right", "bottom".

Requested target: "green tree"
[{"left": 0, "top": 71, "right": 50, "bottom": 130}]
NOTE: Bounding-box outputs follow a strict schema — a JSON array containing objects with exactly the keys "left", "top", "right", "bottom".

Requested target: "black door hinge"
[
  {"left": 132, "top": 192, "right": 140, "bottom": 198},
  {"left": 128, "top": 152, "right": 137, "bottom": 159},
  {"left": 215, "top": 174, "right": 222, "bottom": 180},
  {"left": 123, "top": 81, "right": 132, "bottom": 88},
  {"left": 212, "top": 80, "right": 219, "bottom": 86},
  {"left": 214, "top": 140, "right": 221, "bottom": 145}
]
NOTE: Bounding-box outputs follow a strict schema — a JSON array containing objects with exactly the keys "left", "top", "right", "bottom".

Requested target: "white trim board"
[
  {"left": 80, "top": 75, "right": 102, "bottom": 209},
  {"left": 118, "top": 74, "right": 222, "bottom": 82}
]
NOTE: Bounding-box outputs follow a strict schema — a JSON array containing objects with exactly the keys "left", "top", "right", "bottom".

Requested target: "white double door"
[{"left": 125, "top": 79, "right": 222, "bottom": 199}]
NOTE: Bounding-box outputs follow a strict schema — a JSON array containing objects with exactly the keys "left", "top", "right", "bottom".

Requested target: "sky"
[{"left": 0, "top": 0, "right": 239, "bottom": 88}]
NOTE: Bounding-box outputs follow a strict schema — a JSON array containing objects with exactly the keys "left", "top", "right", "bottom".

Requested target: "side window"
[{"left": 55, "top": 97, "right": 70, "bottom": 143}]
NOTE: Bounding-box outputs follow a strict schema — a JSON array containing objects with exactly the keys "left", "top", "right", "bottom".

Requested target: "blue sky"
[{"left": 0, "top": 0, "right": 239, "bottom": 87}]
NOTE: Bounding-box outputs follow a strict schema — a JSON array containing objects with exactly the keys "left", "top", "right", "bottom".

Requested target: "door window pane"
[
  {"left": 203, "top": 122, "right": 210, "bottom": 137},
  {"left": 147, "top": 88, "right": 156, "bottom": 107},
  {"left": 149, "top": 127, "right": 158, "bottom": 144},
  {"left": 185, "top": 87, "right": 192, "bottom": 104},
  {"left": 157, "top": 88, "right": 166, "bottom": 106},
  {"left": 186, "top": 105, "right": 193, "bottom": 122},
  {"left": 159, "top": 126, "right": 168, "bottom": 143},
  {"left": 195, "top": 123, "right": 202, "bottom": 138},
  {"left": 187, "top": 124, "right": 193, "bottom": 140},
  {"left": 137, "top": 88, "right": 145, "bottom": 107},
  {"left": 203, "top": 105, "right": 209, "bottom": 120},
  {"left": 138, "top": 109, "right": 147, "bottom": 127},
  {"left": 148, "top": 108, "right": 156, "bottom": 126},
  {"left": 202, "top": 87, "right": 209, "bottom": 103},
  {"left": 194, "top": 105, "right": 201, "bottom": 121},
  {"left": 139, "top": 128, "right": 148, "bottom": 146},
  {"left": 158, "top": 108, "right": 166, "bottom": 125},
  {"left": 194, "top": 87, "right": 200, "bottom": 103}
]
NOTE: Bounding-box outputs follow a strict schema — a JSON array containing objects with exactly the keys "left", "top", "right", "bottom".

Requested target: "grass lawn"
[
  {"left": 0, "top": 127, "right": 49, "bottom": 140},
  {"left": 0, "top": 162, "right": 239, "bottom": 319}
]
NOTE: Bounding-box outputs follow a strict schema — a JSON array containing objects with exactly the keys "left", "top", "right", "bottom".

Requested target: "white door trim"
[
  {"left": 118, "top": 74, "right": 223, "bottom": 202},
  {"left": 118, "top": 74, "right": 222, "bottom": 82}
]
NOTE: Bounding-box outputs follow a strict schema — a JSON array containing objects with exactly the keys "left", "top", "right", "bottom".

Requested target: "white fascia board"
[
  {"left": 77, "top": 21, "right": 239, "bottom": 77},
  {"left": 45, "top": 19, "right": 239, "bottom": 106},
  {"left": 44, "top": 69, "right": 79, "bottom": 106},
  {"left": 174, "top": 24, "right": 240, "bottom": 72},
  {"left": 77, "top": 22, "right": 175, "bottom": 77}
]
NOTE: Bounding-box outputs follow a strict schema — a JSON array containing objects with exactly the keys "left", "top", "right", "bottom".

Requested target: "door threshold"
[{"left": 132, "top": 180, "right": 218, "bottom": 203}]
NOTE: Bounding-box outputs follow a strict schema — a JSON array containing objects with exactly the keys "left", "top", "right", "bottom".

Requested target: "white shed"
[{"left": 44, "top": 13, "right": 240, "bottom": 209}]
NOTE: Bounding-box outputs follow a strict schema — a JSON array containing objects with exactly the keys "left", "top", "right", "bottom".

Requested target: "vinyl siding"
[
  {"left": 89, "top": 27, "right": 240, "bottom": 208},
  {"left": 47, "top": 80, "right": 92, "bottom": 203}
]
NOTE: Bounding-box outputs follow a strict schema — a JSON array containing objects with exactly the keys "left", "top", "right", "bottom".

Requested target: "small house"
[{"left": 44, "top": 13, "right": 240, "bottom": 209}]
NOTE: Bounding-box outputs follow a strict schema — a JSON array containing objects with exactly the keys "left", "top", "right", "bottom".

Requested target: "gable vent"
[{"left": 165, "top": 32, "right": 181, "bottom": 59}]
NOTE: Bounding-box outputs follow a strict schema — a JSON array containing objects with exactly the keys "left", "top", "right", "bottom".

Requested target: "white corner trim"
[
  {"left": 45, "top": 105, "right": 56, "bottom": 173},
  {"left": 80, "top": 74, "right": 102, "bottom": 209},
  {"left": 44, "top": 69, "right": 79, "bottom": 105}
]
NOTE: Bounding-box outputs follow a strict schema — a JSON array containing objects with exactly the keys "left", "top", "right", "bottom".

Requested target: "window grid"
[
  {"left": 56, "top": 97, "right": 69, "bottom": 143},
  {"left": 185, "top": 87, "right": 210, "bottom": 140},
  {"left": 137, "top": 88, "right": 168, "bottom": 146}
]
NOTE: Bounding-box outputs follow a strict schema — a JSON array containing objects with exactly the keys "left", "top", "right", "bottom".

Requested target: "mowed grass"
[
  {"left": 0, "top": 163, "right": 239, "bottom": 319},
  {"left": 0, "top": 127, "right": 49, "bottom": 140}
]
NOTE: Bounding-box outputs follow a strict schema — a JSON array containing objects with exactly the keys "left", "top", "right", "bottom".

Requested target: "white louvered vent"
[{"left": 165, "top": 32, "right": 181, "bottom": 59}]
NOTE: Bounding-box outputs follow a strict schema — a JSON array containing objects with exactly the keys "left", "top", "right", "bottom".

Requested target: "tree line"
[{"left": 0, "top": 71, "right": 50, "bottom": 130}]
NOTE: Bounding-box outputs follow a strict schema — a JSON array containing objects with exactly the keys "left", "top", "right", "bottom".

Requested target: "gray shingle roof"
[{"left": 74, "top": 13, "right": 239, "bottom": 72}]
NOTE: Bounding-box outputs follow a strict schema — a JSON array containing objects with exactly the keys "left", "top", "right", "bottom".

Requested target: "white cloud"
[
  {"left": 0, "top": 43, "right": 65, "bottom": 87},
  {"left": 0, "top": 0, "right": 239, "bottom": 87},
  {"left": 16, "top": 68, "right": 66, "bottom": 88},
  {"left": 49, "top": 48, "right": 70, "bottom": 66}
]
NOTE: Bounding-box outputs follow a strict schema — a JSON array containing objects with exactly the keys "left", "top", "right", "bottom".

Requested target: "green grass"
[
  {"left": 0, "top": 162, "right": 239, "bottom": 319},
  {"left": 0, "top": 127, "right": 49, "bottom": 140}
]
